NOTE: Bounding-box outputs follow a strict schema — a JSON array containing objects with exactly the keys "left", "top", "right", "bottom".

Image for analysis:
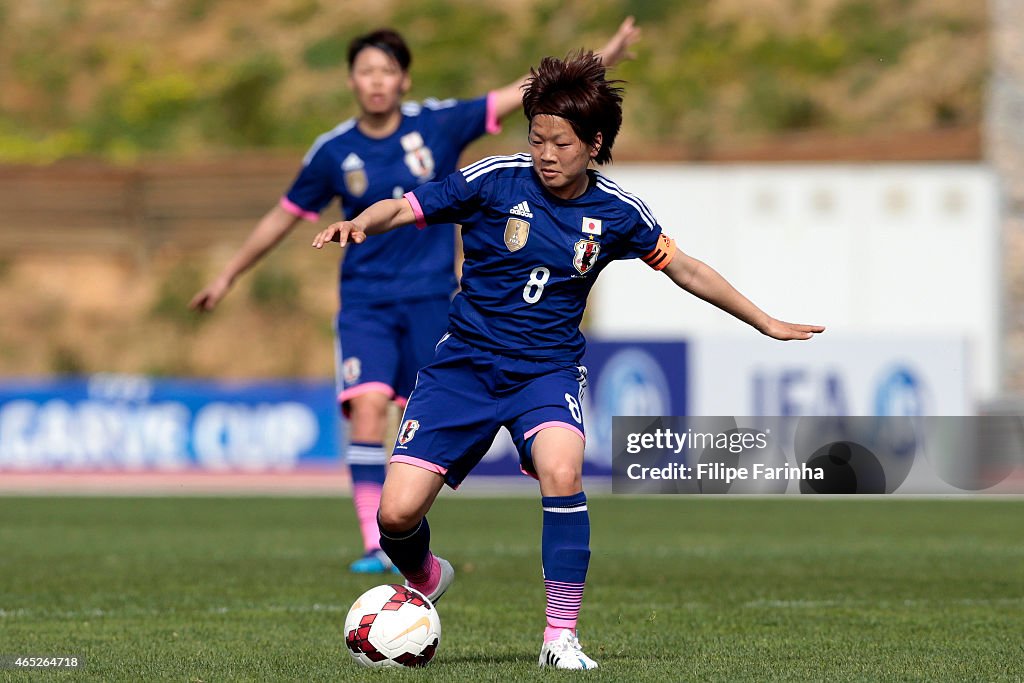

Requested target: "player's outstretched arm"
[
  {"left": 488, "top": 16, "right": 642, "bottom": 121},
  {"left": 311, "top": 198, "right": 417, "bottom": 249},
  {"left": 663, "top": 249, "right": 825, "bottom": 341},
  {"left": 190, "top": 204, "right": 302, "bottom": 312}
]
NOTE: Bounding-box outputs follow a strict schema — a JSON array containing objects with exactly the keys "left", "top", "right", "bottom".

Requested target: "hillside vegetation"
[
  {"left": 0, "top": 0, "right": 990, "bottom": 378},
  {"left": 0, "top": 0, "right": 987, "bottom": 163}
]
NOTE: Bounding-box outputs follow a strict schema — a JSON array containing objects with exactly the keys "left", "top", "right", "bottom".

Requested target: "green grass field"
[{"left": 1, "top": 496, "right": 1022, "bottom": 681}]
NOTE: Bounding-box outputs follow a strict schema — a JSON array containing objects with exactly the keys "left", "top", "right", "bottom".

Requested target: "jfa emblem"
[
  {"left": 398, "top": 419, "right": 420, "bottom": 445},
  {"left": 582, "top": 216, "right": 602, "bottom": 236},
  {"left": 343, "top": 357, "right": 362, "bottom": 385},
  {"left": 401, "top": 132, "right": 435, "bottom": 179},
  {"left": 573, "top": 239, "right": 601, "bottom": 275},
  {"left": 504, "top": 218, "right": 530, "bottom": 252}
]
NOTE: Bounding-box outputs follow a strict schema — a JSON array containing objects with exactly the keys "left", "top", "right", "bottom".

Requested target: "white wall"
[{"left": 591, "top": 164, "right": 1000, "bottom": 403}]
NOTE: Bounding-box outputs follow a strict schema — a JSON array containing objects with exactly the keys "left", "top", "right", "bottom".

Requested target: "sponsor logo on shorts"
[{"left": 399, "top": 419, "right": 420, "bottom": 445}]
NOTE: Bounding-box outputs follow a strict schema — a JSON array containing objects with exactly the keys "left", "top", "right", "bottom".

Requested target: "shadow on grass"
[{"left": 439, "top": 653, "right": 529, "bottom": 665}]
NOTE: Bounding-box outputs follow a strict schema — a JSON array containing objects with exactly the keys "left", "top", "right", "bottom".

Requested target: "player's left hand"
[
  {"left": 596, "top": 16, "right": 641, "bottom": 68},
  {"left": 761, "top": 319, "right": 826, "bottom": 341},
  {"left": 312, "top": 221, "right": 367, "bottom": 249}
]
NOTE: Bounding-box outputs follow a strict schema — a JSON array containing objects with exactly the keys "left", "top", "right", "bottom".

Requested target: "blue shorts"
[
  {"left": 334, "top": 294, "right": 451, "bottom": 414},
  {"left": 390, "top": 334, "right": 588, "bottom": 488}
]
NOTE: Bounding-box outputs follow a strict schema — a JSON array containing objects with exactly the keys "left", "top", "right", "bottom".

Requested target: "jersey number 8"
[{"left": 523, "top": 267, "right": 550, "bottom": 304}]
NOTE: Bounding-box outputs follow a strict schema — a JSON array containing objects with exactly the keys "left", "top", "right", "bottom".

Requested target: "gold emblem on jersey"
[
  {"left": 504, "top": 218, "right": 530, "bottom": 252},
  {"left": 344, "top": 169, "right": 367, "bottom": 197}
]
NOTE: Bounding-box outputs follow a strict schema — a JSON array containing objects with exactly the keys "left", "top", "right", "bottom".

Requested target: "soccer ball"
[{"left": 344, "top": 584, "right": 441, "bottom": 668}]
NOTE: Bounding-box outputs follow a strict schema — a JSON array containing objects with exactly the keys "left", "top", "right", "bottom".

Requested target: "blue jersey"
[
  {"left": 406, "top": 153, "right": 672, "bottom": 363},
  {"left": 283, "top": 95, "right": 498, "bottom": 303}
]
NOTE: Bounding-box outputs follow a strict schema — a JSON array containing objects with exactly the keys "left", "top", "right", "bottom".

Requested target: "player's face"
[
  {"left": 528, "top": 115, "right": 601, "bottom": 200},
  {"left": 348, "top": 47, "right": 410, "bottom": 116}
]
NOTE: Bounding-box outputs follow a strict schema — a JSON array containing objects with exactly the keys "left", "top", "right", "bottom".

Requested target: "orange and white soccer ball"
[{"left": 344, "top": 584, "right": 441, "bottom": 668}]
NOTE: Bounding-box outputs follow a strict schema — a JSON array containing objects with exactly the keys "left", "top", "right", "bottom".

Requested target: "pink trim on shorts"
[
  {"left": 338, "top": 382, "right": 395, "bottom": 405},
  {"left": 390, "top": 455, "right": 448, "bottom": 476},
  {"left": 394, "top": 395, "right": 408, "bottom": 409},
  {"left": 403, "top": 192, "right": 427, "bottom": 229},
  {"left": 485, "top": 91, "right": 503, "bottom": 135},
  {"left": 524, "top": 421, "right": 585, "bottom": 443},
  {"left": 519, "top": 464, "right": 540, "bottom": 481},
  {"left": 279, "top": 196, "right": 319, "bottom": 221}
]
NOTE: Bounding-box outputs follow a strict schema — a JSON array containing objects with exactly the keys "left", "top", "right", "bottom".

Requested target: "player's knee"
[
  {"left": 377, "top": 499, "right": 422, "bottom": 533},
  {"left": 347, "top": 396, "right": 390, "bottom": 440},
  {"left": 541, "top": 466, "right": 582, "bottom": 495}
]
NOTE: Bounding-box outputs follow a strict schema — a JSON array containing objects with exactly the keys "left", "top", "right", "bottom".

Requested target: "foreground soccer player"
[
  {"left": 191, "top": 21, "right": 639, "bottom": 574},
  {"left": 313, "top": 52, "right": 824, "bottom": 668}
]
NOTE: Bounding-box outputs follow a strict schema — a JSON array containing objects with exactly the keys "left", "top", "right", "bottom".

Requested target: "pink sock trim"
[
  {"left": 406, "top": 553, "right": 440, "bottom": 595},
  {"left": 545, "top": 626, "right": 574, "bottom": 643},
  {"left": 352, "top": 482, "right": 382, "bottom": 552},
  {"left": 545, "top": 579, "right": 584, "bottom": 638}
]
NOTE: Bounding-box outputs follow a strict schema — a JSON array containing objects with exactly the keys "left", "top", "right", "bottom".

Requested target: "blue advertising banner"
[
  {"left": 0, "top": 374, "right": 340, "bottom": 472},
  {"left": 0, "top": 341, "right": 687, "bottom": 476}
]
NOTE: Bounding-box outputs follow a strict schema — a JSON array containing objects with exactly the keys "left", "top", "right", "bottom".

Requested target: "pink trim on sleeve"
[
  {"left": 279, "top": 196, "right": 320, "bottom": 221},
  {"left": 485, "top": 91, "right": 503, "bottom": 135},
  {"left": 524, "top": 421, "right": 586, "bottom": 443},
  {"left": 403, "top": 192, "right": 427, "bottom": 229}
]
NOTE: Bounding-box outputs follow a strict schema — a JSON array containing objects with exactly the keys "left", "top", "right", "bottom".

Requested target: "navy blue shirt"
[
  {"left": 283, "top": 96, "right": 496, "bottom": 303},
  {"left": 407, "top": 153, "right": 667, "bottom": 362}
]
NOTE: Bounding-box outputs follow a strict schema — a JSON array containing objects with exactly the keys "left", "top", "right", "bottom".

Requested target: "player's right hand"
[
  {"left": 312, "top": 221, "right": 367, "bottom": 249},
  {"left": 189, "top": 278, "right": 231, "bottom": 312}
]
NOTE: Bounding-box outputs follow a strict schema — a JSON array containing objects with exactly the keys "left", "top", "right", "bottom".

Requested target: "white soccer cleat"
[
  {"left": 407, "top": 556, "right": 454, "bottom": 604},
  {"left": 538, "top": 629, "right": 599, "bottom": 670}
]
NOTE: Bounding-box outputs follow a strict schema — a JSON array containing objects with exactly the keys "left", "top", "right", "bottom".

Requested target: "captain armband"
[{"left": 641, "top": 234, "right": 677, "bottom": 271}]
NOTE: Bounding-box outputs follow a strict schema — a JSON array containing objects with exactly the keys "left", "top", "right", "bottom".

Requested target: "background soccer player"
[
  {"left": 189, "top": 21, "right": 641, "bottom": 574},
  {"left": 312, "top": 51, "right": 824, "bottom": 668}
]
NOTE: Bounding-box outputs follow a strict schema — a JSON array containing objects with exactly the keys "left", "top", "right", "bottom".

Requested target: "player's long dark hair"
[
  {"left": 522, "top": 50, "right": 624, "bottom": 165},
  {"left": 347, "top": 28, "right": 412, "bottom": 72}
]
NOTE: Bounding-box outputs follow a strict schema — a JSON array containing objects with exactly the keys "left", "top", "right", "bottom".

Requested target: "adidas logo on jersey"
[
  {"left": 341, "top": 152, "right": 364, "bottom": 171},
  {"left": 509, "top": 201, "right": 533, "bottom": 218}
]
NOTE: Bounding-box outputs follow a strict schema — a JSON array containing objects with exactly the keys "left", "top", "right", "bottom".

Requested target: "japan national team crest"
[
  {"left": 401, "top": 132, "right": 435, "bottom": 179},
  {"left": 342, "top": 357, "right": 362, "bottom": 386},
  {"left": 573, "top": 239, "right": 601, "bottom": 275},
  {"left": 504, "top": 218, "right": 530, "bottom": 252},
  {"left": 398, "top": 419, "right": 420, "bottom": 445}
]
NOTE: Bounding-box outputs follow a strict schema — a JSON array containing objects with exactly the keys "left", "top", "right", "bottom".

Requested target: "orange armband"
[{"left": 641, "top": 234, "right": 676, "bottom": 271}]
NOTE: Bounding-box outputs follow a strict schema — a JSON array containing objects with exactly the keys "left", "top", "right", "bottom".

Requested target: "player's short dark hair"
[
  {"left": 522, "top": 50, "right": 624, "bottom": 165},
  {"left": 347, "top": 29, "right": 412, "bottom": 72}
]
